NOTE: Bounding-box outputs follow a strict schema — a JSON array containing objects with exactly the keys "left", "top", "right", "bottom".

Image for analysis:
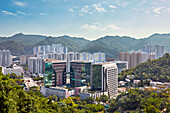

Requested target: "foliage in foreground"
[
  {"left": 0, "top": 69, "right": 104, "bottom": 113},
  {"left": 107, "top": 89, "right": 170, "bottom": 113}
]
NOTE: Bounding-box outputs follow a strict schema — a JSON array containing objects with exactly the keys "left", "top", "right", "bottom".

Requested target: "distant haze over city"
[{"left": 0, "top": 0, "right": 170, "bottom": 40}]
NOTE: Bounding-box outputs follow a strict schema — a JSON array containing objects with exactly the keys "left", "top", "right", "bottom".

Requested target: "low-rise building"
[
  {"left": 42, "top": 86, "right": 74, "bottom": 99},
  {"left": 79, "top": 91, "right": 108, "bottom": 100},
  {"left": 3, "top": 64, "right": 23, "bottom": 76},
  {"left": 117, "top": 87, "right": 126, "bottom": 93},
  {"left": 133, "top": 80, "right": 141, "bottom": 84}
]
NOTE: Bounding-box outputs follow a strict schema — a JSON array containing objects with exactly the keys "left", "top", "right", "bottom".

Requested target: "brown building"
[{"left": 119, "top": 51, "right": 148, "bottom": 68}]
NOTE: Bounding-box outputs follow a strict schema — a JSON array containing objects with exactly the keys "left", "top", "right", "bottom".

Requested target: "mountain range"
[{"left": 0, "top": 33, "right": 170, "bottom": 58}]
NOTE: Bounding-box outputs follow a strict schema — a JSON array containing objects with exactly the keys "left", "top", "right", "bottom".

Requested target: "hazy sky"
[{"left": 0, "top": 0, "right": 170, "bottom": 40}]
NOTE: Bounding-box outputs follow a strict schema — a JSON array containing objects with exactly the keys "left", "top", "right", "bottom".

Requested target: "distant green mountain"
[
  {"left": 80, "top": 36, "right": 139, "bottom": 58},
  {"left": 36, "top": 35, "right": 90, "bottom": 52},
  {"left": 0, "top": 33, "right": 170, "bottom": 58},
  {"left": 0, "top": 33, "right": 46, "bottom": 45},
  {"left": 0, "top": 41, "right": 32, "bottom": 56}
]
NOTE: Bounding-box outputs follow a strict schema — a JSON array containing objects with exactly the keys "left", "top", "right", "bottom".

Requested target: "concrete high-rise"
[
  {"left": 154, "top": 45, "right": 164, "bottom": 59},
  {"left": 93, "top": 52, "right": 105, "bottom": 63},
  {"left": 119, "top": 51, "right": 148, "bottom": 68},
  {"left": 92, "top": 63, "right": 118, "bottom": 98},
  {"left": 0, "top": 50, "right": 12, "bottom": 67},
  {"left": 141, "top": 44, "right": 164, "bottom": 59},
  {"left": 142, "top": 44, "right": 152, "bottom": 54},
  {"left": 28, "top": 57, "right": 44, "bottom": 74}
]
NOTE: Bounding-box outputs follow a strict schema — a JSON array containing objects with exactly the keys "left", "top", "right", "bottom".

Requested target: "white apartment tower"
[
  {"left": 0, "top": 50, "right": 12, "bottom": 67},
  {"left": 28, "top": 57, "right": 44, "bottom": 74}
]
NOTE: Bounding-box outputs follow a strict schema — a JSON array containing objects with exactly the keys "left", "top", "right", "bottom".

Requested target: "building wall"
[
  {"left": 92, "top": 65, "right": 102, "bottom": 90},
  {"left": 52, "top": 62, "right": 66, "bottom": 86},
  {"left": 0, "top": 50, "right": 12, "bottom": 67},
  {"left": 119, "top": 51, "right": 148, "bottom": 68},
  {"left": 45, "top": 87, "right": 68, "bottom": 99},
  {"left": 4, "top": 67, "right": 23, "bottom": 76},
  {"left": 28, "top": 57, "right": 44, "bottom": 74},
  {"left": 70, "top": 62, "right": 92, "bottom": 87}
]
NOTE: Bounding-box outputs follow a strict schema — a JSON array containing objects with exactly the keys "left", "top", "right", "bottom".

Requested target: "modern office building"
[
  {"left": 92, "top": 63, "right": 118, "bottom": 98},
  {"left": 28, "top": 57, "right": 44, "bottom": 74},
  {"left": 0, "top": 50, "right": 12, "bottom": 67},
  {"left": 44, "top": 59, "right": 67, "bottom": 87},
  {"left": 70, "top": 61, "right": 92, "bottom": 87}
]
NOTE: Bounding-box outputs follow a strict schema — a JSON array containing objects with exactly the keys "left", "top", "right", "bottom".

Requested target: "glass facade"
[
  {"left": 44, "top": 63, "right": 53, "bottom": 86},
  {"left": 70, "top": 62, "right": 91, "bottom": 87},
  {"left": 92, "top": 65, "right": 102, "bottom": 90},
  {"left": 44, "top": 62, "right": 66, "bottom": 87}
]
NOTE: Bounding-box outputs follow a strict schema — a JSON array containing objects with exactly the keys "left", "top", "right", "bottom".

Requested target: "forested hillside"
[{"left": 119, "top": 53, "right": 170, "bottom": 82}]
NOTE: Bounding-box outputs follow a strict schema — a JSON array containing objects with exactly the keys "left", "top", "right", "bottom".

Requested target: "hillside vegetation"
[{"left": 119, "top": 53, "right": 170, "bottom": 82}]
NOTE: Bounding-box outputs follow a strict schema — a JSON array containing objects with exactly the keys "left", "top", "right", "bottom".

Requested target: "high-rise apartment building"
[
  {"left": 33, "top": 44, "right": 67, "bottom": 56},
  {"left": 119, "top": 51, "right": 148, "bottom": 68},
  {"left": 28, "top": 57, "right": 44, "bottom": 74},
  {"left": 141, "top": 44, "right": 164, "bottom": 59},
  {"left": 154, "top": 45, "right": 164, "bottom": 59},
  {"left": 20, "top": 55, "right": 33, "bottom": 65},
  {"left": 0, "top": 50, "right": 12, "bottom": 67},
  {"left": 149, "top": 52, "right": 155, "bottom": 60},
  {"left": 93, "top": 52, "right": 105, "bottom": 63},
  {"left": 142, "top": 44, "right": 152, "bottom": 54},
  {"left": 92, "top": 63, "right": 118, "bottom": 98}
]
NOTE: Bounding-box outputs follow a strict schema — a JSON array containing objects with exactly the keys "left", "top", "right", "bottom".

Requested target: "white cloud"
[
  {"left": 81, "top": 23, "right": 120, "bottom": 31},
  {"left": 17, "top": 11, "right": 31, "bottom": 15},
  {"left": 165, "top": 8, "right": 170, "bottom": 13},
  {"left": 139, "top": 0, "right": 147, "bottom": 5},
  {"left": 81, "top": 5, "right": 89, "bottom": 13},
  {"left": 69, "top": 8, "right": 74, "bottom": 12},
  {"left": 144, "top": 11, "right": 150, "bottom": 14},
  {"left": 81, "top": 24, "right": 98, "bottom": 30},
  {"left": 116, "top": 1, "right": 128, "bottom": 8},
  {"left": 104, "top": 24, "right": 120, "bottom": 30},
  {"left": 1, "top": 11, "right": 17, "bottom": 16},
  {"left": 14, "top": 2, "right": 26, "bottom": 7},
  {"left": 79, "top": 14, "right": 84, "bottom": 16},
  {"left": 92, "top": 3, "right": 107, "bottom": 12},
  {"left": 40, "top": 13, "right": 46, "bottom": 15},
  {"left": 109, "top": 5, "right": 116, "bottom": 9},
  {"left": 153, "top": 7, "right": 164, "bottom": 14}
]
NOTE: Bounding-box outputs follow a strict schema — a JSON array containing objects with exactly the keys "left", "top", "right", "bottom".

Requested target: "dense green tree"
[{"left": 100, "top": 95, "right": 108, "bottom": 103}]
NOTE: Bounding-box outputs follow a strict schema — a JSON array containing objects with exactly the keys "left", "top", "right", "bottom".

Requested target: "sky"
[{"left": 0, "top": 0, "right": 170, "bottom": 40}]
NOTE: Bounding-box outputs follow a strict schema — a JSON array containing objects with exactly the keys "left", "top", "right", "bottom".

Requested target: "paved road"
[{"left": 24, "top": 76, "right": 37, "bottom": 88}]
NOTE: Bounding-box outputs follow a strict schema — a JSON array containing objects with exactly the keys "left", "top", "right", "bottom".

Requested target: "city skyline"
[{"left": 0, "top": 0, "right": 170, "bottom": 40}]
